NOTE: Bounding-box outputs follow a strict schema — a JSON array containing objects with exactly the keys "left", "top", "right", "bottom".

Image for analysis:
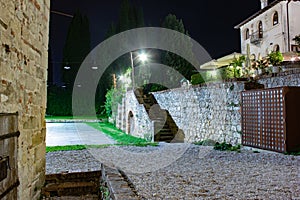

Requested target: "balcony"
[{"left": 250, "top": 31, "right": 263, "bottom": 45}]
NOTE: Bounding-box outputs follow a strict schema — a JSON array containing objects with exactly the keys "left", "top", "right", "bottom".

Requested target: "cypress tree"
[
  {"left": 161, "top": 14, "right": 196, "bottom": 81},
  {"left": 62, "top": 10, "right": 91, "bottom": 89}
]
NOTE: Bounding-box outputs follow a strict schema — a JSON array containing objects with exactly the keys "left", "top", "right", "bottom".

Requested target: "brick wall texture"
[{"left": 0, "top": 0, "right": 50, "bottom": 199}]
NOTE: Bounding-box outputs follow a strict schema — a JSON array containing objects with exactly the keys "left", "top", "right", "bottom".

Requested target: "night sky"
[{"left": 49, "top": 0, "right": 275, "bottom": 84}]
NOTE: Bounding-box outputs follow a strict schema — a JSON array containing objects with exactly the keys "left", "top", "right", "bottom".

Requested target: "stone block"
[
  {"left": 31, "top": 131, "right": 43, "bottom": 147},
  {"left": 34, "top": 143, "right": 46, "bottom": 160}
]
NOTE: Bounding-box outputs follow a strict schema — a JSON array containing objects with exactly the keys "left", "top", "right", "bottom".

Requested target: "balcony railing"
[{"left": 250, "top": 31, "right": 263, "bottom": 45}]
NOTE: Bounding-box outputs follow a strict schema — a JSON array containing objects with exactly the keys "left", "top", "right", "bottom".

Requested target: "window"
[
  {"left": 245, "top": 29, "right": 250, "bottom": 40},
  {"left": 258, "top": 21, "right": 263, "bottom": 38},
  {"left": 273, "top": 11, "right": 279, "bottom": 26},
  {"left": 274, "top": 45, "right": 280, "bottom": 52}
]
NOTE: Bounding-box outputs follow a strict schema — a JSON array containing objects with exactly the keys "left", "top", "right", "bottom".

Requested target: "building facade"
[{"left": 235, "top": 0, "right": 300, "bottom": 58}]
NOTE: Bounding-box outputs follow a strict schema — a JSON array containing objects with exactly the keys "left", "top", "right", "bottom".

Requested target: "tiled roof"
[{"left": 234, "top": 0, "right": 283, "bottom": 29}]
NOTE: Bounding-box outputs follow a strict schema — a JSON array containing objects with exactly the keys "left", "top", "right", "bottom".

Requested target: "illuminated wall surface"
[{"left": 0, "top": 0, "right": 50, "bottom": 199}]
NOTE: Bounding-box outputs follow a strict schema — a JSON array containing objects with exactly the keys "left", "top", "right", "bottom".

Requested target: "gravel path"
[{"left": 46, "top": 144, "right": 300, "bottom": 199}]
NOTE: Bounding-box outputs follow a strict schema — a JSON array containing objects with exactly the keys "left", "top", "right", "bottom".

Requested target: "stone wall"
[
  {"left": 154, "top": 82, "right": 244, "bottom": 144},
  {"left": 153, "top": 71, "right": 300, "bottom": 144},
  {"left": 0, "top": 0, "right": 50, "bottom": 199},
  {"left": 117, "top": 70, "right": 300, "bottom": 145},
  {"left": 257, "top": 69, "right": 300, "bottom": 88},
  {"left": 116, "top": 91, "right": 154, "bottom": 141}
]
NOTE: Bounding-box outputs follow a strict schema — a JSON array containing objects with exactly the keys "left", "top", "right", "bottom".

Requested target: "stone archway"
[{"left": 127, "top": 111, "right": 134, "bottom": 135}]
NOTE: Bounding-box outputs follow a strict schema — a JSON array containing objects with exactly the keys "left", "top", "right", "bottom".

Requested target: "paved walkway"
[{"left": 46, "top": 123, "right": 115, "bottom": 146}]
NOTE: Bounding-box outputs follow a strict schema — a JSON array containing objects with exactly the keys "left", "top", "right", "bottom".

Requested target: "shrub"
[
  {"left": 104, "top": 88, "right": 124, "bottom": 118},
  {"left": 214, "top": 142, "right": 241, "bottom": 152},
  {"left": 46, "top": 86, "right": 72, "bottom": 116},
  {"left": 191, "top": 73, "right": 205, "bottom": 85},
  {"left": 268, "top": 51, "right": 283, "bottom": 66}
]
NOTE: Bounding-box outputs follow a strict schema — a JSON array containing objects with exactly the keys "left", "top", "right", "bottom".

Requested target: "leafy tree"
[
  {"left": 62, "top": 10, "right": 91, "bottom": 88},
  {"left": 293, "top": 34, "right": 300, "bottom": 45}
]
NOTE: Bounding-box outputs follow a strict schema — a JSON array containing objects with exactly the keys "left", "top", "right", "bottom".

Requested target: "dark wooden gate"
[
  {"left": 241, "top": 87, "right": 300, "bottom": 153},
  {"left": 0, "top": 113, "right": 20, "bottom": 200}
]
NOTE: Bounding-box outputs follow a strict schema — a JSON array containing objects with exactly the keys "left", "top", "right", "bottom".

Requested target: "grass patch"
[
  {"left": 193, "top": 139, "right": 216, "bottom": 146},
  {"left": 46, "top": 145, "right": 87, "bottom": 152},
  {"left": 194, "top": 141, "right": 204, "bottom": 145},
  {"left": 46, "top": 144, "right": 112, "bottom": 153},
  {"left": 214, "top": 142, "right": 241, "bottom": 152},
  {"left": 46, "top": 116, "right": 74, "bottom": 120},
  {"left": 86, "top": 122, "right": 158, "bottom": 147},
  {"left": 46, "top": 115, "right": 106, "bottom": 120},
  {"left": 284, "top": 151, "right": 300, "bottom": 156}
]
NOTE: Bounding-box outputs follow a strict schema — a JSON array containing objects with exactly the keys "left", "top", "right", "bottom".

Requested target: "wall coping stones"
[{"left": 153, "top": 68, "right": 300, "bottom": 95}]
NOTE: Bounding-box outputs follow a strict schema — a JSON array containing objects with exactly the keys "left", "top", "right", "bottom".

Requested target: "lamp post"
[
  {"left": 130, "top": 52, "right": 134, "bottom": 90},
  {"left": 130, "top": 51, "right": 149, "bottom": 90}
]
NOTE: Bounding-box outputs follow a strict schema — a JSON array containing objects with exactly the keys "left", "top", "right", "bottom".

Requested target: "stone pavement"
[{"left": 46, "top": 123, "right": 115, "bottom": 146}]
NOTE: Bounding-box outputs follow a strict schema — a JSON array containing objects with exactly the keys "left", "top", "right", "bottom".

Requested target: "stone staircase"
[{"left": 134, "top": 88, "right": 183, "bottom": 143}]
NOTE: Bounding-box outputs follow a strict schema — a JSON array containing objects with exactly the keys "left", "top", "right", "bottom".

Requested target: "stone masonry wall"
[
  {"left": 116, "top": 91, "right": 154, "bottom": 141},
  {"left": 0, "top": 0, "right": 50, "bottom": 199},
  {"left": 116, "top": 70, "right": 300, "bottom": 145},
  {"left": 154, "top": 82, "right": 244, "bottom": 144},
  {"left": 153, "top": 71, "right": 300, "bottom": 145},
  {"left": 257, "top": 70, "right": 300, "bottom": 88},
  {"left": 116, "top": 69, "right": 300, "bottom": 144}
]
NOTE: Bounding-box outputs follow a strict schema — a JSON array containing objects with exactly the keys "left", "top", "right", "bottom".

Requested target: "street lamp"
[{"left": 130, "top": 51, "right": 149, "bottom": 90}]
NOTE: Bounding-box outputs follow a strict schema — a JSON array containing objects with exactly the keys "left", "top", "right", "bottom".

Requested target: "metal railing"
[{"left": 250, "top": 31, "right": 263, "bottom": 45}]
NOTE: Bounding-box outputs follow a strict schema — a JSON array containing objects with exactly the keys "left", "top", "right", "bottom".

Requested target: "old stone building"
[
  {"left": 0, "top": 0, "right": 50, "bottom": 199},
  {"left": 235, "top": 0, "right": 300, "bottom": 57}
]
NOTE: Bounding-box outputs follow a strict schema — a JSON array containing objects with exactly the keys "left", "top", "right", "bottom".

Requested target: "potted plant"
[
  {"left": 292, "top": 34, "right": 300, "bottom": 46},
  {"left": 251, "top": 59, "right": 259, "bottom": 76},
  {"left": 257, "top": 56, "right": 269, "bottom": 75},
  {"left": 267, "top": 51, "right": 283, "bottom": 73},
  {"left": 230, "top": 55, "right": 245, "bottom": 78}
]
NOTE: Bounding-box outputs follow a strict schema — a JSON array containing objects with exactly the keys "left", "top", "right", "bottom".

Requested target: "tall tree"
[
  {"left": 161, "top": 14, "right": 196, "bottom": 81},
  {"left": 96, "top": 0, "right": 145, "bottom": 112},
  {"left": 62, "top": 10, "right": 91, "bottom": 88},
  {"left": 47, "top": 45, "right": 54, "bottom": 86},
  {"left": 118, "top": 0, "right": 130, "bottom": 32},
  {"left": 117, "top": 0, "right": 144, "bottom": 32}
]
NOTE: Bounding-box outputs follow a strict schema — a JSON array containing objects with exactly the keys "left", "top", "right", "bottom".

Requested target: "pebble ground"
[{"left": 46, "top": 144, "right": 300, "bottom": 200}]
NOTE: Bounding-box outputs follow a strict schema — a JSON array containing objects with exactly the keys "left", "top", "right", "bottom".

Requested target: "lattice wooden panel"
[{"left": 241, "top": 87, "right": 286, "bottom": 152}]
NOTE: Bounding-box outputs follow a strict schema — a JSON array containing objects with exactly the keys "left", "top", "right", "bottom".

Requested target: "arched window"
[
  {"left": 127, "top": 111, "right": 134, "bottom": 135},
  {"left": 273, "top": 11, "right": 279, "bottom": 25},
  {"left": 274, "top": 44, "right": 280, "bottom": 52},
  {"left": 245, "top": 28, "right": 250, "bottom": 40},
  {"left": 258, "top": 21, "right": 263, "bottom": 38}
]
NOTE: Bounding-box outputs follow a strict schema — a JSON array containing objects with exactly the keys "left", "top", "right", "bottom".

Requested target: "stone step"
[
  {"left": 42, "top": 182, "right": 98, "bottom": 197},
  {"left": 159, "top": 128, "right": 172, "bottom": 133},
  {"left": 143, "top": 98, "right": 151, "bottom": 103},
  {"left": 42, "top": 195, "right": 99, "bottom": 199},
  {"left": 158, "top": 135, "right": 174, "bottom": 142}
]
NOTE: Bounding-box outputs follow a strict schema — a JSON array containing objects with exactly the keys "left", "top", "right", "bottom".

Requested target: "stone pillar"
[{"left": 0, "top": 0, "right": 50, "bottom": 199}]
